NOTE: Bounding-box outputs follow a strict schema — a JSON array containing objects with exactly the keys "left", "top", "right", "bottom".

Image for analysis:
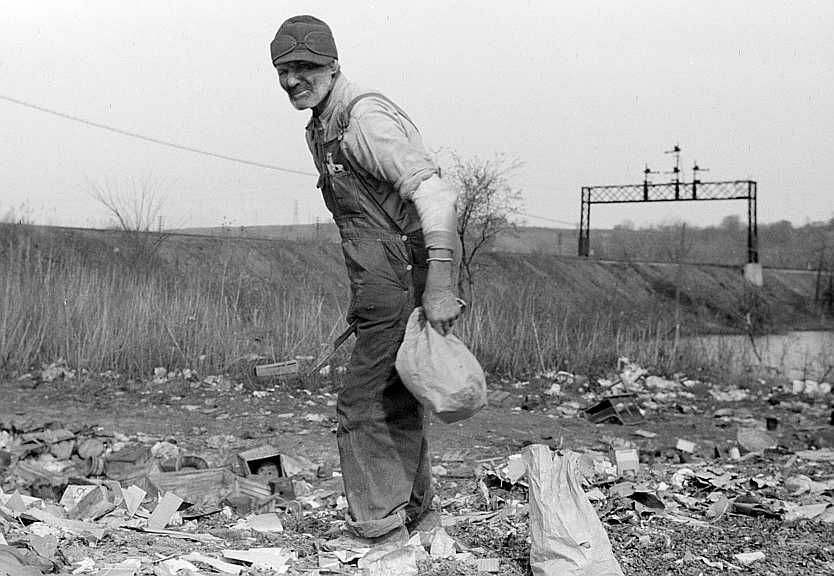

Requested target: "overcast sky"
[{"left": 1, "top": 1, "right": 832, "bottom": 230}]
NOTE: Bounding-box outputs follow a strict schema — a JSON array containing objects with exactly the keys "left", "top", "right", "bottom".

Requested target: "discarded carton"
[
  {"left": 147, "top": 493, "right": 183, "bottom": 530},
  {"left": 59, "top": 485, "right": 98, "bottom": 509},
  {"left": 585, "top": 394, "right": 643, "bottom": 425},
  {"left": 269, "top": 478, "right": 295, "bottom": 500},
  {"left": 67, "top": 485, "right": 116, "bottom": 521},
  {"left": 613, "top": 448, "right": 639, "bottom": 476},
  {"left": 105, "top": 445, "right": 153, "bottom": 484},
  {"left": 233, "top": 474, "right": 271, "bottom": 502},
  {"left": 7, "top": 461, "right": 69, "bottom": 500},
  {"left": 149, "top": 468, "right": 235, "bottom": 506},
  {"left": 235, "top": 445, "right": 284, "bottom": 478}
]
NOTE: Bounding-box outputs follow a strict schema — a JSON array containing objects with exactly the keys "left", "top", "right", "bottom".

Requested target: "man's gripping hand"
[{"left": 423, "top": 259, "right": 460, "bottom": 336}]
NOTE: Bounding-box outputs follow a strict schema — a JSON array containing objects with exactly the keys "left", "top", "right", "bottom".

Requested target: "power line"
[
  {"left": 519, "top": 211, "right": 576, "bottom": 226},
  {"left": 0, "top": 93, "right": 317, "bottom": 177},
  {"left": 1, "top": 93, "right": 580, "bottom": 226}
]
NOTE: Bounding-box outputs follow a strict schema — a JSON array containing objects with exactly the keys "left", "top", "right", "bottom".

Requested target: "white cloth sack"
[
  {"left": 395, "top": 307, "right": 486, "bottom": 423},
  {"left": 523, "top": 445, "right": 624, "bottom": 576}
]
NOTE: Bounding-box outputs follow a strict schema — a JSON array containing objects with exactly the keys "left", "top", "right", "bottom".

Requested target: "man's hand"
[{"left": 423, "top": 260, "right": 461, "bottom": 336}]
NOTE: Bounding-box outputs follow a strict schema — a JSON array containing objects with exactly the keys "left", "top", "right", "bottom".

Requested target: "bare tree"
[
  {"left": 89, "top": 177, "right": 169, "bottom": 266},
  {"left": 446, "top": 153, "right": 523, "bottom": 297},
  {"left": 90, "top": 177, "right": 167, "bottom": 232}
]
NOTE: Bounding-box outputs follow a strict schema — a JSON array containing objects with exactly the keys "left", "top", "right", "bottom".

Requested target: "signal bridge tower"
[{"left": 578, "top": 145, "right": 761, "bottom": 285}]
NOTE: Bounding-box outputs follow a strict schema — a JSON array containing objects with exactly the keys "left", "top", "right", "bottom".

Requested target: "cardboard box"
[
  {"left": 613, "top": 448, "right": 640, "bottom": 476},
  {"left": 236, "top": 445, "right": 284, "bottom": 478}
]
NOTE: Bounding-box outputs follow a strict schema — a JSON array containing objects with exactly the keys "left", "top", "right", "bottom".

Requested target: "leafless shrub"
[
  {"left": 446, "top": 152, "right": 524, "bottom": 298},
  {"left": 89, "top": 177, "right": 169, "bottom": 267}
]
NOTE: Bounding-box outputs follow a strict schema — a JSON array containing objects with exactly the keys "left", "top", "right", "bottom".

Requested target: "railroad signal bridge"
[{"left": 578, "top": 148, "right": 758, "bottom": 264}]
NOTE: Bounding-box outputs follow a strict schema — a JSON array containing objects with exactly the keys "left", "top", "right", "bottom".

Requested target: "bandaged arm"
[
  {"left": 410, "top": 174, "right": 458, "bottom": 252},
  {"left": 411, "top": 174, "right": 461, "bottom": 333}
]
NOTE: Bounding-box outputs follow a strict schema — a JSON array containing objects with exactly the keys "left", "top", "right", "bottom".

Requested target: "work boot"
[{"left": 322, "top": 524, "right": 409, "bottom": 552}]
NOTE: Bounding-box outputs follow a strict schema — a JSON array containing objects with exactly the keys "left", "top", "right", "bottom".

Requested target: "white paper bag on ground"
[
  {"left": 395, "top": 307, "right": 486, "bottom": 423},
  {"left": 523, "top": 445, "right": 624, "bottom": 576}
]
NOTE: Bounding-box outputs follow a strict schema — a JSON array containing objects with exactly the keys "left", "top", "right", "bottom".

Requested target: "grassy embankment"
[{"left": 0, "top": 222, "right": 828, "bottom": 382}]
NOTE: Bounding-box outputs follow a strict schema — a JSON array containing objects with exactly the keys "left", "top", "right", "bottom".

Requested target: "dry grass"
[
  {"left": 0, "top": 224, "right": 344, "bottom": 378},
  {"left": 0, "top": 223, "right": 800, "bottom": 381},
  {"left": 457, "top": 281, "right": 711, "bottom": 378}
]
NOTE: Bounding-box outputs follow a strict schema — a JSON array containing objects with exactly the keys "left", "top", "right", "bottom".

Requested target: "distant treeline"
[
  {"left": 592, "top": 217, "right": 834, "bottom": 269},
  {"left": 490, "top": 218, "right": 834, "bottom": 269},
  {"left": 187, "top": 218, "right": 834, "bottom": 270}
]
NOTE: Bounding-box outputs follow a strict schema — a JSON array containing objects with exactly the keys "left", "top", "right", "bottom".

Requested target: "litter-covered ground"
[{"left": 1, "top": 359, "right": 834, "bottom": 575}]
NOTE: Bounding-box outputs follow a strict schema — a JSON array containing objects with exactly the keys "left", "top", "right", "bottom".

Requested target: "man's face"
[{"left": 275, "top": 61, "right": 337, "bottom": 110}]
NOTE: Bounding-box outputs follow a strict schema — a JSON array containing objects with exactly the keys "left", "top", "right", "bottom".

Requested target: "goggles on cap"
[{"left": 272, "top": 30, "right": 336, "bottom": 61}]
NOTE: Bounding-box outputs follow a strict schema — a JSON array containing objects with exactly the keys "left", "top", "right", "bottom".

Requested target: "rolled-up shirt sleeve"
[{"left": 341, "top": 96, "right": 438, "bottom": 199}]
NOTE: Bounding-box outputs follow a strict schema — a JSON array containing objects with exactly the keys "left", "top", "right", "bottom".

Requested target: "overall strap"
[
  {"left": 334, "top": 92, "right": 424, "bottom": 236},
  {"left": 338, "top": 92, "right": 419, "bottom": 134}
]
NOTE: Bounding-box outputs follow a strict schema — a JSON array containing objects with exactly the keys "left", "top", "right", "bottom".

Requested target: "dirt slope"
[{"left": 3, "top": 223, "right": 829, "bottom": 336}]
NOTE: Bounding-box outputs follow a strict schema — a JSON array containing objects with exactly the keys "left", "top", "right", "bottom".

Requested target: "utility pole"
[{"left": 673, "top": 223, "right": 687, "bottom": 356}]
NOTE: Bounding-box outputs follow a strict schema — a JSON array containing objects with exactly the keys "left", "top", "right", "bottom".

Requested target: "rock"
[{"left": 736, "top": 428, "right": 776, "bottom": 453}]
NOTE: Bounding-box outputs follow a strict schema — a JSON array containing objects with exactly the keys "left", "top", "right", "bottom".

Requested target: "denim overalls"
[{"left": 309, "top": 93, "right": 431, "bottom": 537}]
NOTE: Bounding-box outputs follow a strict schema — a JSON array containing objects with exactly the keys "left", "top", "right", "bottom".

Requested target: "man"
[{"left": 270, "top": 15, "right": 461, "bottom": 541}]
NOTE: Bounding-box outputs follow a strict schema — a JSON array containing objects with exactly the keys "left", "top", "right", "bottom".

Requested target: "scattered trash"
[
  {"left": 585, "top": 394, "right": 644, "bottom": 425},
  {"left": 795, "top": 448, "right": 834, "bottom": 462},
  {"left": 147, "top": 492, "right": 183, "bottom": 530},
  {"left": 235, "top": 445, "right": 284, "bottom": 477},
  {"left": 733, "top": 551, "right": 766, "bottom": 565},
  {"left": 358, "top": 541, "right": 420, "bottom": 576},
  {"left": 675, "top": 439, "right": 696, "bottom": 454},
  {"left": 524, "top": 444, "right": 624, "bottom": 576},
  {"left": 613, "top": 448, "right": 639, "bottom": 477},
  {"left": 222, "top": 547, "right": 294, "bottom": 572},
  {"left": 239, "top": 512, "right": 284, "bottom": 533},
  {"left": 3, "top": 353, "right": 834, "bottom": 573},
  {"left": 737, "top": 428, "right": 777, "bottom": 453}
]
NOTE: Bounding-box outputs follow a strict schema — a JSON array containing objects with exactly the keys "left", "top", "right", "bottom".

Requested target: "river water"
[{"left": 687, "top": 331, "right": 834, "bottom": 381}]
